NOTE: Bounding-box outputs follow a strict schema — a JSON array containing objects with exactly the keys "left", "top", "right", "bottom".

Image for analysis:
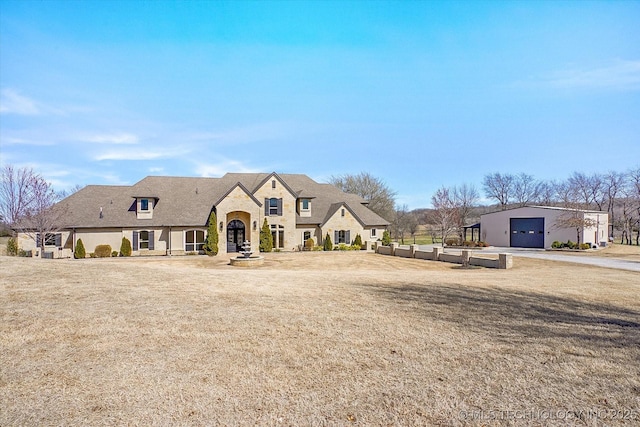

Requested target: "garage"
[{"left": 510, "top": 217, "right": 545, "bottom": 248}]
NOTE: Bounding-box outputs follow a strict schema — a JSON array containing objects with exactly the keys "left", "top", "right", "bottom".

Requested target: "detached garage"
[{"left": 480, "top": 206, "right": 608, "bottom": 249}]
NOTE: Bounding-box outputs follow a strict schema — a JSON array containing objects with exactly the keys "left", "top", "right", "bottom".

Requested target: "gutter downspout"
[{"left": 168, "top": 226, "right": 172, "bottom": 256}]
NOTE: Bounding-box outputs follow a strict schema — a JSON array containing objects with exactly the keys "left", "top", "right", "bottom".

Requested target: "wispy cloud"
[
  {"left": 94, "top": 146, "right": 189, "bottom": 161},
  {"left": 0, "top": 88, "right": 40, "bottom": 115},
  {"left": 194, "top": 159, "right": 258, "bottom": 177},
  {"left": 188, "top": 122, "right": 300, "bottom": 145},
  {"left": 514, "top": 59, "right": 640, "bottom": 91},
  {"left": 85, "top": 133, "right": 139, "bottom": 144},
  {"left": 1, "top": 136, "right": 55, "bottom": 146}
]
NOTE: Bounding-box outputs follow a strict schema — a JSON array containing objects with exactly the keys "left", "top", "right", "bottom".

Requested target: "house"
[
  {"left": 17, "top": 172, "right": 390, "bottom": 258},
  {"left": 480, "top": 206, "right": 608, "bottom": 249}
]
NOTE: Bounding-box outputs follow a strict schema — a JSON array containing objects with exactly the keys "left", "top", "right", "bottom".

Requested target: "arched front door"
[{"left": 227, "top": 220, "right": 245, "bottom": 252}]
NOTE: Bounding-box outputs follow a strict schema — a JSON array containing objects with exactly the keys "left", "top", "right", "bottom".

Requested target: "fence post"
[
  {"left": 432, "top": 246, "right": 442, "bottom": 261},
  {"left": 390, "top": 242, "right": 399, "bottom": 256},
  {"left": 498, "top": 253, "right": 513, "bottom": 269},
  {"left": 409, "top": 244, "right": 417, "bottom": 258},
  {"left": 461, "top": 250, "right": 471, "bottom": 266}
]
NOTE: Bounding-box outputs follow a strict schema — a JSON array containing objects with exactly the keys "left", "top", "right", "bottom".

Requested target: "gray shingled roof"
[{"left": 57, "top": 173, "right": 390, "bottom": 229}]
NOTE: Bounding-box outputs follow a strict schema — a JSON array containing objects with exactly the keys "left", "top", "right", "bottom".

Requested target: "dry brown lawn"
[{"left": 1, "top": 252, "right": 639, "bottom": 426}]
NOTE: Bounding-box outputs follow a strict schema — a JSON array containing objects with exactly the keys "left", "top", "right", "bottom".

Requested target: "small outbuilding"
[{"left": 480, "top": 206, "right": 608, "bottom": 249}]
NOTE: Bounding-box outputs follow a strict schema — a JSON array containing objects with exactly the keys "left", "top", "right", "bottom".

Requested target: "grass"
[{"left": 1, "top": 253, "right": 639, "bottom": 425}]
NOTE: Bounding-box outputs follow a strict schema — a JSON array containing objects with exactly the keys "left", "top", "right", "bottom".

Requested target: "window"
[
  {"left": 266, "top": 198, "right": 282, "bottom": 216},
  {"left": 139, "top": 231, "right": 150, "bottom": 249},
  {"left": 303, "top": 231, "right": 311, "bottom": 241},
  {"left": 301, "top": 199, "right": 309, "bottom": 210},
  {"left": 272, "top": 180, "right": 276, "bottom": 189},
  {"left": 341, "top": 208, "right": 345, "bottom": 217},
  {"left": 140, "top": 199, "right": 149, "bottom": 211},
  {"left": 338, "top": 230, "right": 346, "bottom": 243},
  {"left": 37, "top": 233, "right": 62, "bottom": 247},
  {"left": 371, "top": 228, "right": 377, "bottom": 237},
  {"left": 271, "top": 224, "right": 285, "bottom": 248},
  {"left": 185, "top": 230, "right": 205, "bottom": 251},
  {"left": 133, "top": 231, "right": 154, "bottom": 250}
]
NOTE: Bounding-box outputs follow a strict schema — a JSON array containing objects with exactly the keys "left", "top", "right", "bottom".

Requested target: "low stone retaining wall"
[{"left": 376, "top": 243, "right": 512, "bottom": 269}]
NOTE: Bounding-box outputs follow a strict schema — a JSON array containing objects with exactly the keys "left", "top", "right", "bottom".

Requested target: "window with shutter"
[
  {"left": 133, "top": 232, "right": 139, "bottom": 250},
  {"left": 55, "top": 233, "right": 62, "bottom": 247},
  {"left": 148, "top": 231, "right": 154, "bottom": 250},
  {"left": 335, "top": 230, "right": 339, "bottom": 243},
  {"left": 265, "top": 198, "right": 269, "bottom": 216},
  {"left": 346, "top": 230, "right": 351, "bottom": 244},
  {"left": 277, "top": 198, "right": 283, "bottom": 216}
]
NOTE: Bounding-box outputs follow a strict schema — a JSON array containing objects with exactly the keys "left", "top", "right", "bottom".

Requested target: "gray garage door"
[{"left": 510, "top": 217, "right": 545, "bottom": 248}]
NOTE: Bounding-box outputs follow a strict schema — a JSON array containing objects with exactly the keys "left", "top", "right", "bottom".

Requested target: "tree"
[
  {"left": 555, "top": 209, "right": 598, "bottom": 245},
  {"left": 406, "top": 212, "right": 420, "bottom": 244},
  {"left": 260, "top": 218, "right": 273, "bottom": 252},
  {"left": 119, "top": 236, "right": 132, "bottom": 257},
  {"left": 381, "top": 230, "right": 391, "bottom": 246},
  {"left": 429, "top": 186, "right": 459, "bottom": 247},
  {"left": 15, "top": 174, "right": 66, "bottom": 254},
  {"left": 513, "top": 173, "right": 541, "bottom": 207},
  {"left": 74, "top": 238, "right": 86, "bottom": 259},
  {"left": 482, "top": 172, "right": 514, "bottom": 210},
  {"left": 329, "top": 172, "right": 396, "bottom": 221},
  {"left": 203, "top": 211, "right": 219, "bottom": 255},
  {"left": 0, "top": 165, "right": 38, "bottom": 226},
  {"left": 452, "top": 183, "right": 479, "bottom": 241},
  {"left": 390, "top": 204, "right": 409, "bottom": 244},
  {"left": 323, "top": 232, "right": 333, "bottom": 251}
]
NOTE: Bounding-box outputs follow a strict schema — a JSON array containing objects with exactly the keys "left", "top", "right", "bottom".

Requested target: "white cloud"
[
  {"left": 0, "top": 88, "right": 40, "bottom": 115},
  {"left": 194, "top": 159, "right": 258, "bottom": 177},
  {"left": 94, "top": 146, "right": 188, "bottom": 161},
  {"left": 85, "top": 133, "right": 139, "bottom": 144},
  {"left": 516, "top": 59, "right": 640, "bottom": 91},
  {"left": 1, "top": 136, "right": 55, "bottom": 146},
  {"left": 148, "top": 167, "right": 164, "bottom": 173},
  {"left": 188, "top": 121, "right": 300, "bottom": 145}
]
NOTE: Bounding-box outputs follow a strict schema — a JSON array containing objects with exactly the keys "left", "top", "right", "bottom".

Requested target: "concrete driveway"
[{"left": 415, "top": 244, "right": 640, "bottom": 273}]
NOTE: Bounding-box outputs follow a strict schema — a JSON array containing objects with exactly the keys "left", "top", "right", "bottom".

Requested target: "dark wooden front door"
[{"left": 227, "top": 220, "right": 245, "bottom": 252}]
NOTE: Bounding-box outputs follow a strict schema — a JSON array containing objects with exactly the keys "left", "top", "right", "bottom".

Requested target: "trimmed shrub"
[
  {"left": 6, "top": 237, "right": 18, "bottom": 256},
  {"left": 203, "top": 211, "right": 219, "bottom": 256},
  {"left": 338, "top": 243, "right": 349, "bottom": 251},
  {"left": 74, "top": 239, "right": 86, "bottom": 259},
  {"left": 304, "top": 238, "right": 315, "bottom": 250},
  {"left": 111, "top": 251, "right": 118, "bottom": 257},
  {"left": 120, "top": 237, "right": 132, "bottom": 257},
  {"left": 95, "top": 244, "right": 112, "bottom": 258},
  {"left": 323, "top": 233, "right": 333, "bottom": 251},
  {"left": 580, "top": 243, "right": 591, "bottom": 250},
  {"left": 551, "top": 241, "right": 562, "bottom": 249},
  {"left": 445, "top": 238, "right": 460, "bottom": 246},
  {"left": 89, "top": 252, "right": 97, "bottom": 258},
  {"left": 260, "top": 218, "right": 273, "bottom": 252},
  {"left": 353, "top": 234, "right": 363, "bottom": 247},
  {"left": 381, "top": 230, "right": 391, "bottom": 246},
  {"left": 350, "top": 244, "right": 361, "bottom": 251}
]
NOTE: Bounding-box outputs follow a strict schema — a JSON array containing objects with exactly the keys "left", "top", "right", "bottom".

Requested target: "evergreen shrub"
[
  {"left": 120, "top": 237, "right": 132, "bottom": 257},
  {"left": 74, "top": 239, "right": 86, "bottom": 259}
]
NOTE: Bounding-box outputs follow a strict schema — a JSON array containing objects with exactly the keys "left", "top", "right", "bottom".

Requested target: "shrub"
[
  {"left": 203, "top": 211, "right": 219, "bottom": 256},
  {"left": 566, "top": 240, "right": 576, "bottom": 249},
  {"left": 111, "top": 251, "right": 118, "bottom": 257},
  {"left": 95, "top": 244, "right": 112, "bottom": 258},
  {"left": 74, "top": 239, "right": 86, "bottom": 259},
  {"left": 580, "top": 243, "right": 591, "bottom": 250},
  {"left": 478, "top": 241, "right": 489, "bottom": 247},
  {"left": 350, "top": 244, "right": 361, "bottom": 251},
  {"left": 120, "top": 237, "right": 132, "bottom": 257},
  {"left": 381, "top": 230, "right": 391, "bottom": 246},
  {"left": 304, "top": 238, "right": 315, "bottom": 250},
  {"left": 89, "top": 252, "right": 97, "bottom": 258},
  {"left": 338, "top": 243, "right": 349, "bottom": 251},
  {"left": 18, "top": 249, "right": 29, "bottom": 257},
  {"left": 6, "top": 237, "right": 18, "bottom": 256},
  {"left": 323, "top": 233, "right": 333, "bottom": 251},
  {"left": 551, "top": 241, "right": 562, "bottom": 249},
  {"left": 260, "top": 218, "right": 273, "bottom": 252},
  {"left": 312, "top": 246, "right": 323, "bottom": 251},
  {"left": 353, "top": 234, "right": 363, "bottom": 247},
  {"left": 445, "top": 238, "right": 460, "bottom": 246}
]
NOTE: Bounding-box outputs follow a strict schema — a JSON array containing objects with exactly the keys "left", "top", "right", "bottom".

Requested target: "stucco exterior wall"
[{"left": 295, "top": 225, "right": 321, "bottom": 248}]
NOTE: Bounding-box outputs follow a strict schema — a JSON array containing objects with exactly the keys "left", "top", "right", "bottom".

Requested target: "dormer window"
[
  {"left": 140, "top": 198, "right": 149, "bottom": 211},
  {"left": 301, "top": 199, "right": 309, "bottom": 210}
]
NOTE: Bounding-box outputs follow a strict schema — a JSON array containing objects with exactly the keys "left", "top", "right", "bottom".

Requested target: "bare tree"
[
  {"left": 554, "top": 209, "right": 598, "bottom": 245},
  {"left": 329, "top": 172, "right": 396, "bottom": 221},
  {"left": 0, "top": 165, "right": 38, "bottom": 226},
  {"left": 429, "top": 187, "right": 459, "bottom": 247},
  {"left": 390, "top": 204, "right": 410, "bottom": 244},
  {"left": 513, "top": 173, "right": 541, "bottom": 207},
  {"left": 452, "top": 183, "right": 479, "bottom": 241},
  {"left": 482, "top": 172, "right": 514, "bottom": 210},
  {"left": 602, "top": 171, "right": 625, "bottom": 240},
  {"left": 13, "top": 174, "right": 67, "bottom": 255},
  {"left": 406, "top": 211, "right": 420, "bottom": 244},
  {"left": 535, "top": 180, "right": 557, "bottom": 206}
]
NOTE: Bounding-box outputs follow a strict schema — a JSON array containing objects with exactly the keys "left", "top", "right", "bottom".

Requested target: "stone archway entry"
[{"left": 227, "top": 219, "right": 245, "bottom": 252}]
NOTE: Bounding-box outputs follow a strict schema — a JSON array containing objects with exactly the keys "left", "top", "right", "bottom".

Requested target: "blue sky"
[{"left": 1, "top": 0, "right": 639, "bottom": 209}]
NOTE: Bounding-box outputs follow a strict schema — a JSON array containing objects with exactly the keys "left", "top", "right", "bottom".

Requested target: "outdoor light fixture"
[
  {"left": 219, "top": 221, "right": 223, "bottom": 231},
  {"left": 253, "top": 221, "right": 257, "bottom": 230}
]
